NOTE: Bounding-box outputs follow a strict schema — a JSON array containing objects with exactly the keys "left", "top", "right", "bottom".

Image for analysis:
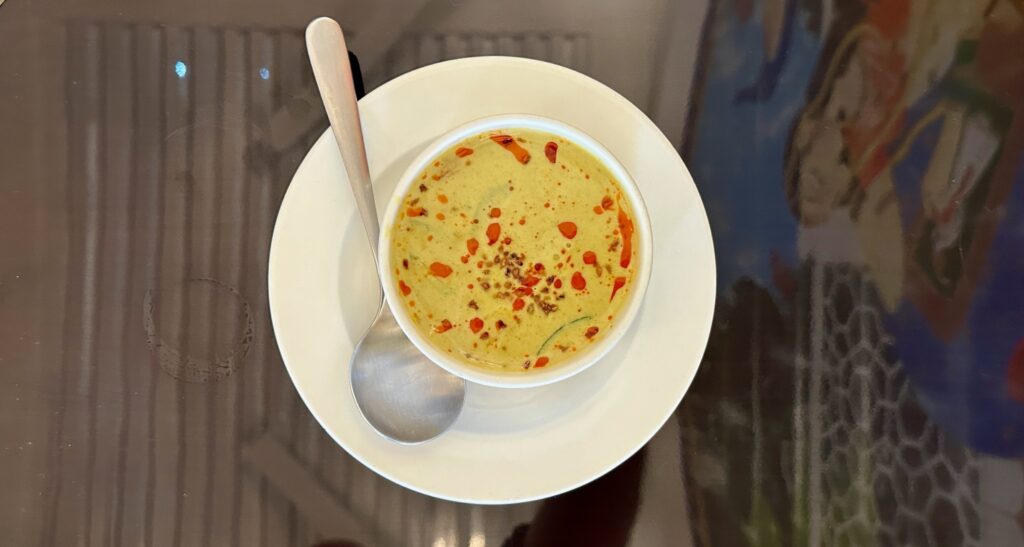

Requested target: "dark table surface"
[{"left": 3, "top": 1, "right": 1024, "bottom": 546}]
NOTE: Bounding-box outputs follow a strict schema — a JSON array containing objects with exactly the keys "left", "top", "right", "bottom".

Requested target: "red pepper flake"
[
  {"left": 516, "top": 286, "right": 534, "bottom": 296},
  {"left": 535, "top": 356, "right": 550, "bottom": 368},
  {"left": 544, "top": 202, "right": 551, "bottom": 208},
  {"left": 398, "top": 280, "right": 412, "bottom": 296},
  {"left": 486, "top": 223, "right": 501, "bottom": 245},
  {"left": 436, "top": 213, "right": 446, "bottom": 220},
  {"left": 558, "top": 222, "right": 578, "bottom": 239},
  {"left": 523, "top": 276, "right": 541, "bottom": 287},
  {"left": 460, "top": 255, "right": 469, "bottom": 264},
  {"left": 585, "top": 326, "right": 599, "bottom": 339},
  {"left": 518, "top": 217, "right": 526, "bottom": 225},
  {"left": 429, "top": 262, "right": 453, "bottom": 277},
  {"left": 582, "top": 251, "right": 597, "bottom": 265},
  {"left": 469, "top": 317, "right": 484, "bottom": 334},
  {"left": 593, "top": 206, "right": 604, "bottom": 215},
  {"left": 467, "top": 238, "right": 479, "bottom": 255},
  {"left": 455, "top": 147, "right": 474, "bottom": 158},
  {"left": 407, "top": 206, "right": 426, "bottom": 217},
  {"left": 495, "top": 320, "right": 507, "bottom": 330},
  {"left": 513, "top": 298, "right": 525, "bottom": 311},
  {"left": 431, "top": 174, "right": 442, "bottom": 181},
  {"left": 544, "top": 141, "right": 558, "bottom": 163},
  {"left": 490, "top": 134, "right": 531, "bottom": 164},
  {"left": 489, "top": 207, "right": 501, "bottom": 218},
  {"left": 402, "top": 259, "right": 409, "bottom": 269},
  {"left": 610, "top": 276, "right": 627, "bottom": 301},
  {"left": 601, "top": 195, "right": 614, "bottom": 210},
  {"left": 571, "top": 271, "right": 586, "bottom": 291},
  {"left": 617, "top": 204, "right": 634, "bottom": 268},
  {"left": 434, "top": 319, "right": 453, "bottom": 333},
  {"left": 534, "top": 262, "right": 544, "bottom": 271},
  {"left": 437, "top": 194, "right": 449, "bottom": 204},
  {"left": 503, "top": 237, "right": 512, "bottom": 245},
  {"left": 554, "top": 278, "right": 563, "bottom": 289}
]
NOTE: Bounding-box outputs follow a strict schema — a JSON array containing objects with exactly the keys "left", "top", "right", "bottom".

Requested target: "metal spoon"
[{"left": 306, "top": 17, "right": 466, "bottom": 443}]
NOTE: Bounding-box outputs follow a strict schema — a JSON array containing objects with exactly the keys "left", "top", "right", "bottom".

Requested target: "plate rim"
[{"left": 268, "top": 56, "right": 716, "bottom": 504}]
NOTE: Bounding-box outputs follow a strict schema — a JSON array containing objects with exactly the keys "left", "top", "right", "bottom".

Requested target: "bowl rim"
[{"left": 378, "top": 113, "right": 653, "bottom": 388}]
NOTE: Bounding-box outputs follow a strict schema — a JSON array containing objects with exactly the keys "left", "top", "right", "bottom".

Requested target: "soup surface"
[{"left": 388, "top": 128, "right": 638, "bottom": 372}]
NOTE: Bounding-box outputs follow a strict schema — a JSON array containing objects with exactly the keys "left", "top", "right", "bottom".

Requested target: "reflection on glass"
[{"left": 682, "top": 0, "right": 1024, "bottom": 545}]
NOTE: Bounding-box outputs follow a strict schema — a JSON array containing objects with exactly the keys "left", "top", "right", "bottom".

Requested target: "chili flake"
[
  {"left": 486, "top": 223, "right": 501, "bottom": 245},
  {"left": 490, "top": 134, "right": 531, "bottom": 164},
  {"left": 571, "top": 271, "right": 586, "bottom": 290},
  {"left": 558, "top": 222, "right": 577, "bottom": 239},
  {"left": 429, "top": 262, "right": 453, "bottom": 277},
  {"left": 544, "top": 141, "right": 558, "bottom": 163},
  {"left": 611, "top": 276, "right": 627, "bottom": 301},
  {"left": 617, "top": 204, "right": 634, "bottom": 268}
]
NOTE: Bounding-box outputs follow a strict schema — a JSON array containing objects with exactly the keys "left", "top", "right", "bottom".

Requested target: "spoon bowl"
[{"left": 350, "top": 306, "right": 466, "bottom": 443}]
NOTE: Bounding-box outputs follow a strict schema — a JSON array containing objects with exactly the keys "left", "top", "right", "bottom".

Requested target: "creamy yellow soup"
[{"left": 389, "top": 128, "right": 638, "bottom": 372}]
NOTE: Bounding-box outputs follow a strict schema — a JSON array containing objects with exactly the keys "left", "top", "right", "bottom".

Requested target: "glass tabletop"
[{"left": 2, "top": 1, "right": 1024, "bottom": 546}]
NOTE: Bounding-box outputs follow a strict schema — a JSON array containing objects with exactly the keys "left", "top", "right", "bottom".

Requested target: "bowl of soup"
[{"left": 378, "top": 114, "right": 652, "bottom": 388}]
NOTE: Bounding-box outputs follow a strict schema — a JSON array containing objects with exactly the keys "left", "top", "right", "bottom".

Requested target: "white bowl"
[{"left": 378, "top": 114, "right": 653, "bottom": 388}]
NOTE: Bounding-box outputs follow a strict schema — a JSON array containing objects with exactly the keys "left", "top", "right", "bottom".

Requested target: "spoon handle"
[{"left": 306, "top": 17, "right": 380, "bottom": 262}]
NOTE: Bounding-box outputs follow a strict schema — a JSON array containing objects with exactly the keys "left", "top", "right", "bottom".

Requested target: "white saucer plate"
[{"left": 268, "top": 57, "right": 715, "bottom": 504}]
